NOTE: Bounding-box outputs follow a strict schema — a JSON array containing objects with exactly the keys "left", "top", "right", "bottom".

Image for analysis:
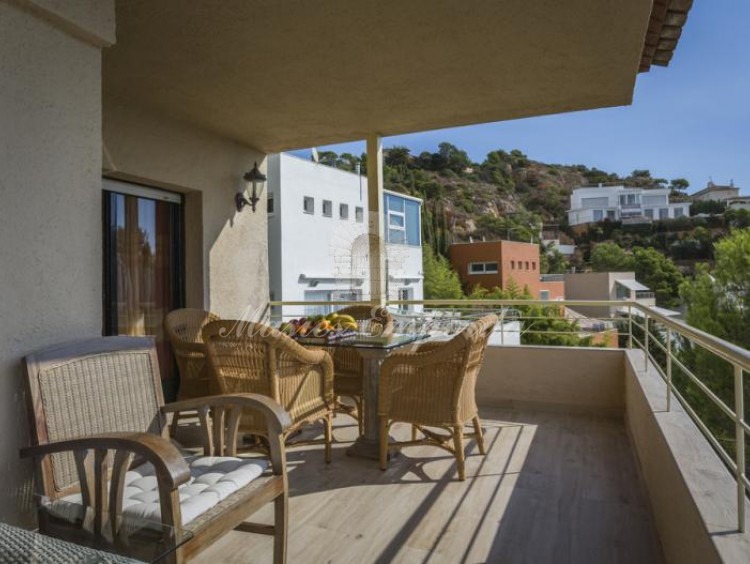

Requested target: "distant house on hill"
[
  {"left": 727, "top": 197, "right": 750, "bottom": 211},
  {"left": 563, "top": 271, "right": 680, "bottom": 320},
  {"left": 567, "top": 184, "right": 690, "bottom": 228},
  {"left": 449, "top": 240, "right": 564, "bottom": 300},
  {"left": 691, "top": 180, "right": 740, "bottom": 202}
]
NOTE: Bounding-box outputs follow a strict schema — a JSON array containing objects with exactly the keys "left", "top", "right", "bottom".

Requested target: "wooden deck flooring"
[{"left": 192, "top": 408, "right": 663, "bottom": 564}]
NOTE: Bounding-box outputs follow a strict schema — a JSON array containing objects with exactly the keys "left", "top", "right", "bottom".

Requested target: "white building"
[
  {"left": 567, "top": 185, "right": 690, "bottom": 227},
  {"left": 691, "top": 181, "right": 740, "bottom": 202},
  {"left": 267, "top": 153, "right": 423, "bottom": 317},
  {"left": 727, "top": 197, "right": 750, "bottom": 211}
]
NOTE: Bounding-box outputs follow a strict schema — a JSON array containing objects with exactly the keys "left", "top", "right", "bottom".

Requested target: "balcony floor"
[{"left": 192, "top": 408, "right": 662, "bottom": 563}]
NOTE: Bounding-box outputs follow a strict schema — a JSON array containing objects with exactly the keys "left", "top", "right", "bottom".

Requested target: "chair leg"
[
  {"left": 324, "top": 413, "right": 333, "bottom": 464},
  {"left": 379, "top": 418, "right": 389, "bottom": 471},
  {"left": 411, "top": 424, "right": 418, "bottom": 442},
  {"left": 472, "top": 416, "right": 486, "bottom": 455},
  {"left": 274, "top": 489, "right": 288, "bottom": 564},
  {"left": 453, "top": 426, "right": 466, "bottom": 481},
  {"left": 169, "top": 411, "right": 180, "bottom": 438}
]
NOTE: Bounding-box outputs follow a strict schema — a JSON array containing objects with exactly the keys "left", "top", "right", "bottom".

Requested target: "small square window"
[
  {"left": 484, "top": 262, "right": 498, "bottom": 274},
  {"left": 267, "top": 193, "right": 274, "bottom": 214},
  {"left": 340, "top": 203, "right": 349, "bottom": 220},
  {"left": 540, "top": 290, "right": 550, "bottom": 301},
  {"left": 303, "top": 196, "right": 314, "bottom": 214},
  {"left": 355, "top": 206, "right": 364, "bottom": 223},
  {"left": 322, "top": 200, "right": 332, "bottom": 217}
]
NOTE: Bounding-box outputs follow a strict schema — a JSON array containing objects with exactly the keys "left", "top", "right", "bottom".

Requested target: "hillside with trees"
[
  {"left": 316, "top": 143, "right": 746, "bottom": 263},
  {"left": 315, "top": 143, "right": 749, "bottom": 307}
]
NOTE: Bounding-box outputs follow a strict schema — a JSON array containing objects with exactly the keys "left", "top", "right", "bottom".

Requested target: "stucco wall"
[
  {"left": 102, "top": 100, "right": 269, "bottom": 319},
  {"left": 624, "top": 350, "right": 750, "bottom": 564},
  {"left": 477, "top": 346, "right": 625, "bottom": 416},
  {"left": 0, "top": 0, "right": 113, "bottom": 524}
]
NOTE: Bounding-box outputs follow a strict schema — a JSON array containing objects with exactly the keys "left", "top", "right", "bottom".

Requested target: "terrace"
[
  {"left": 193, "top": 299, "right": 750, "bottom": 563},
  {"left": 9, "top": 1, "right": 746, "bottom": 563}
]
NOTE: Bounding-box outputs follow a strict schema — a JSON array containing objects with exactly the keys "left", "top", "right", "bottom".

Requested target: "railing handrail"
[{"left": 268, "top": 298, "right": 750, "bottom": 374}]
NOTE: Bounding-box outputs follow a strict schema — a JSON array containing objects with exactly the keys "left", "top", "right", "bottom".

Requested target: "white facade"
[
  {"left": 568, "top": 185, "right": 690, "bottom": 226},
  {"left": 268, "top": 153, "right": 423, "bottom": 318},
  {"left": 691, "top": 182, "right": 740, "bottom": 202},
  {"left": 727, "top": 197, "right": 750, "bottom": 211}
]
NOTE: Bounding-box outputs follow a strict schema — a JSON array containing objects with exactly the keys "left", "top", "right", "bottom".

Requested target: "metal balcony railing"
[{"left": 269, "top": 298, "right": 750, "bottom": 531}]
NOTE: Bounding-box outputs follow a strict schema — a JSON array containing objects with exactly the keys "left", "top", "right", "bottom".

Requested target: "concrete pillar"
[{"left": 366, "top": 135, "right": 386, "bottom": 306}]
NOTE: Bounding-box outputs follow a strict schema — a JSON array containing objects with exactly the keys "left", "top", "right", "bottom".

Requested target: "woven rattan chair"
[
  {"left": 202, "top": 320, "right": 335, "bottom": 463},
  {"left": 20, "top": 336, "right": 291, "bottom": 564},
  {"left": 378, "top": 314, "right": 498, "bottom": 481},
  {"left": 164, "top": 308, "right": 221, "bottom": 435},
  {"left": 329, "top": 305, "right": 393, "bottom": 436}
]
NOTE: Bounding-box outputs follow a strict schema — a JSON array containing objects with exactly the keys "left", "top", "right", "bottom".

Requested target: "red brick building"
[{"left": 449, "top": 240, "right": 565, "bottom": 299}]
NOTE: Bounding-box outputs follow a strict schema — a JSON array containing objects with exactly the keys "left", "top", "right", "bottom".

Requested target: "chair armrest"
[
  {"left": 163, "top": 394, "right": 292, "bottom": 472},
  {"left": 163, "top": 393, "right": 292, "bottom": 436},
  {"left": 20, "top": 432, "right": 190, "bottom": 490},
  {"left": 21, "top": 432, "right": 191, "bottom": 533}
]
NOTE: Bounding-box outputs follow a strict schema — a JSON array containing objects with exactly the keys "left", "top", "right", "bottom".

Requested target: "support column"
[{"left": 366, "top": 134, "right": 386, "bottom": 306}]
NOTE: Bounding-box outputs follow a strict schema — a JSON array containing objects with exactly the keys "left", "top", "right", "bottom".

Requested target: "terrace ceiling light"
[{"left": 236, "top": 161, "right": 267, "bottom": 212}]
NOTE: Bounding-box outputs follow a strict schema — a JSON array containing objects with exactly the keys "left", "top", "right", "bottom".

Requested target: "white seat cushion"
[{"left": 53, "top": 455, "right": 268, "bottom": 526}]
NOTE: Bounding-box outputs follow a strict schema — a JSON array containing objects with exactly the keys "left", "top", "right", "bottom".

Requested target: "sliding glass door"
[{"left": 103, "top": 180, "right": 184, "bottom": 393}]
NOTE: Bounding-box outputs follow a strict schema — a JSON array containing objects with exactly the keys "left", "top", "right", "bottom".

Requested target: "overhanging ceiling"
[{"left": 104, "top": 0, "right": 661, "bottom": 153}]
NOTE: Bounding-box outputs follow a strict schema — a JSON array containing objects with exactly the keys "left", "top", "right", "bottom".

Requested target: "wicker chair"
[
  {"left": 20, "top": 336, "right": 290, "bottom": 564},
  {"left": 164, "top": 308, "right": 221, "bottom": 435},
  {"left": 202, "top": 320, "right": 335, "bottom": 463},
  {"left": 378, "top": 314, "right": 498, "bottom": 480},
  {"left": 329, "top": 305, "right": 393, "bottom": 436}
]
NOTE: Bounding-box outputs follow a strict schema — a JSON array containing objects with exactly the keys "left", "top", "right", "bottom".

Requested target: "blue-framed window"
[{"left": 384, "top": 194, "right": 421, "bottom": 246}]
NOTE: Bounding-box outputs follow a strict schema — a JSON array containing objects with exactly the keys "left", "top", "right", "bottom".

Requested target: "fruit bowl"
[{"left": 278, "top": 313, "right": 359, "bottom": 343}]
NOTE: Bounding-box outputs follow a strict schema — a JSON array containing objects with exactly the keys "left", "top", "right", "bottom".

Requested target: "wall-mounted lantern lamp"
[{"left": 236, "top": 162, "right": 267, "bottom": 212}]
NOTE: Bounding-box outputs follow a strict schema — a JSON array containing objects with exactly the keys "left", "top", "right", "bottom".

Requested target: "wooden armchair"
[
  {"left": 328, "top": 305, "right": 393, "bottom": 436},
  {"left": 20, "top": 337, "right": 290, "bottom": 563},
  {"left": 202, "top": 320, "right": 335, "bottom": 463},
  {"left": 378, "top": 314, "right": 498, "bottom": 480},
  {"left": 164, "top": 309, "right": 221, "bottom": 435}
]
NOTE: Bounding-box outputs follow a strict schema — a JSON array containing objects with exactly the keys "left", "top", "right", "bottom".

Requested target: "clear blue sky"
[{"left": 293, "top": 1, "right": 749, "bottom": 196}]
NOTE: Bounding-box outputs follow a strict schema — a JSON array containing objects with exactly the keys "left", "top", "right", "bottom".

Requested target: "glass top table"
[
  {"left": 295, "top": 332, "right": 426, "bottom": 350},
  {"left": 297, "top": 332, "right": 429, "bottom": 460}
]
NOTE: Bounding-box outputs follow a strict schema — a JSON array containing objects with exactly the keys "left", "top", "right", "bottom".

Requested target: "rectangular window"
[
  {"left": 355, "top": 206, "right": 364, "bottom": 222},
  {"left": 468, "top": 262, "right": 498, "bottom": 274},
  {"left": 593, "top": 210, "right": 603, "bottom": 222},
  {"left": 606, "top": 210, "right": 616, "bottom": 220},
  {"left": 540, "top": 290, "right": 550, "bottom": 301},
  {"left": 644, "top": 208, "right": 654, "bottom": 219},
  {"left": 340, "top": 203, "right": 349, "bottom": 220},
  {"left": 659, "top": 208, "right": 669, "bottom": 220},
  {"left": 511, "top": 260, "right": 515, "bottom": 269},
  {"left": 582, "top": 197, "right": 609, "bottom": 209},
  {"left": 404, "top": 200, "right": 421, "bottom": 246},
  {"left": 267, "top": 193, "right": 274, "bottom": 214},
  {"left": 303, "top": 196, "right": 314, "bottom": 214},
  {"left": 103, "top": 183, "right": 184, "bottom": 385},
  {"left": 532, "top": 261, "right": 536, "bottom": 271},
  {"left": 322, "top": 200, "right": 332, "bottom": 217},
  {"left": 384, "top": 194, "right": 421, "bottom": 246},
  {"left": 525, "top": 261, "right": 530, "bottom": 270},
  {"left": 674, "top": 207, "right": 685, "bottom": 218}
]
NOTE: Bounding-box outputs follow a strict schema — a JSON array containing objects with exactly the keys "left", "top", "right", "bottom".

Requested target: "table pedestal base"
[{"left": 346, "top": 435, "right": 399, "bottom": 461}]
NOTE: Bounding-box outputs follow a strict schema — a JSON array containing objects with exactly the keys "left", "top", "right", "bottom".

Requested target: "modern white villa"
[
  {"left": 267, "top": 154, "right": 423, "bottom": 317},
  {"left": 568, "top": 184, "right": 691, "bottom": 227}
]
